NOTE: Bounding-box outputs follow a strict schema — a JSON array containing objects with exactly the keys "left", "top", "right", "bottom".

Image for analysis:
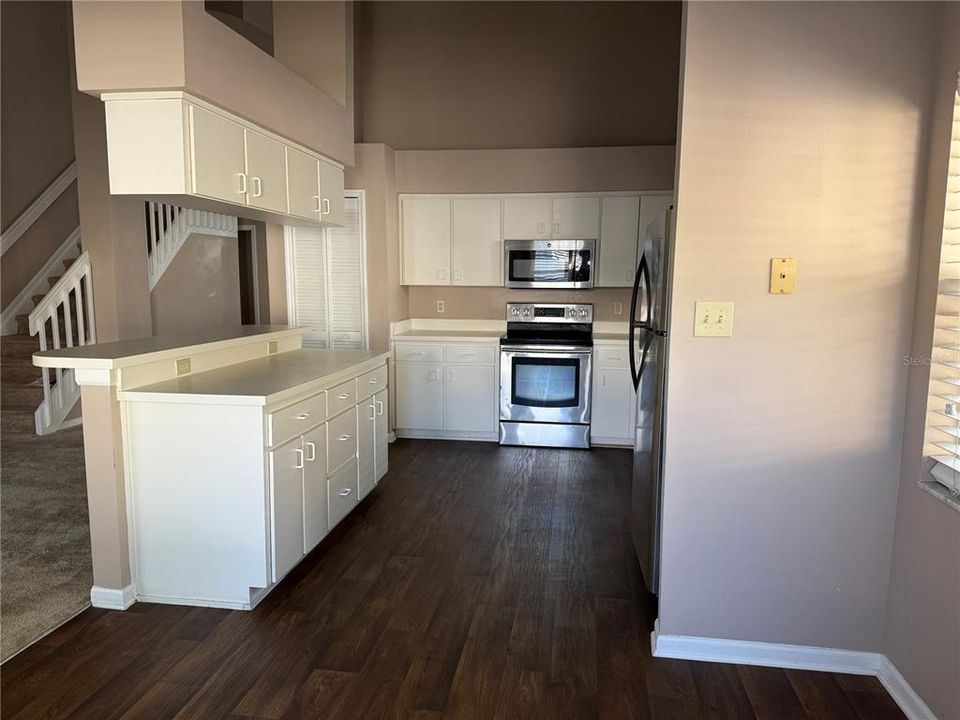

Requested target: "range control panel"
[{"left": 506, "top": 303, "right": 594, "bottom": 323}]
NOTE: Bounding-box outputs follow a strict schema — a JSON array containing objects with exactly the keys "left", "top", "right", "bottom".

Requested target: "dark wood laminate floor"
[{"left": 1, "top": 440, "right": 905, "bottom": 720}]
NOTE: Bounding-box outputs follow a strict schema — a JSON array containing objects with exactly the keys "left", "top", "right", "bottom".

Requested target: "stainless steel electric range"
[{"left": 499, "top": 302, "right": 594, "bottom": 449}]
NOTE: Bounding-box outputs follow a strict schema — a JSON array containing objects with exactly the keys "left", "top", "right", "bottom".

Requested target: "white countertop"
[
  {"left": 34, "top": 325, "right": 306, "bottom": 370},
  {"left": 393, "top": 329, "right": 504, "bottom": 341},
  {"left": 119, "top": 349, "right": 390, "bottom": 406}
]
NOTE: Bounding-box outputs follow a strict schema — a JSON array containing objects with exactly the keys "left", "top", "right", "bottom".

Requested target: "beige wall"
[
  {"left": 660, "top": 0, "right": 938, "bottom": 656},
  {"left": 883, "top": 5, "right": 960, "bottom": 718},
  {"left": 397, "top": 145, "right": 674, "bottom": 320},
  {"left": 72, "top": 1, "right": 354, "bottom": 165},
  {"left": 1, "top": 0, "right": 79, "bottom": 310},
  {"left": 150, "top": 234, "right": 241, "bottom": 335},
  {"left": 356, "top": 1, "right": 681, "bottom": 150},
  {"left": 273, "top": 1, "right": 350, "bottom": 107},
  {"left": 263, "top": 222, "right": 288, "bottom": 325}
]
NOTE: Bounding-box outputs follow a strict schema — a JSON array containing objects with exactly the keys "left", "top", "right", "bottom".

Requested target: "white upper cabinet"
[
  {"left": 189, "top": 105, "right": 247, "bottom": 205},
  {"left": 401, "top": 196, "right": 452, "bottom": 285},
  {"left": 503, "top": 197, "right": 551, "bottom": 239},
  {"left": 552, "top": 197, "right": 600, "bottom": 239},
  {"left": 103, "top": 93, "right": 344, "bottom": 226},
  {"left": 286, "top": 147, "right": 321, "bottom": 221},
  {"left": 639, "top": 194, "right": 673, "bottom": 259},
  {"left": 452, "top": 197, "right": 502, "bottom": 286},
  {"left": 597, "top": 195, "right": 641, "bottom": 287},
  {"left": 320, "top": 160, "right": 346, "bottom": 227},
  {"left": 244, "top": 129, "right": 287, "bottom": 214}
]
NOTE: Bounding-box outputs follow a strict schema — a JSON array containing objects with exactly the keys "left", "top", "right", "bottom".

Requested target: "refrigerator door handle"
[{"left": 629, "top": 253, "right": 652, "bottom": 389}]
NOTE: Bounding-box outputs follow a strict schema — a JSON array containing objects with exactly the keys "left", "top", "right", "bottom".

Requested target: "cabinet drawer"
[
  {"left": 444, "top": 344, "right": 497, "bottom": 365},
  {"left": 357, "top": 365, "right": 387, "bottom": 399},
  {"left": 328, "top": 456, "right": 358, "bottom": 530},
  {"left": 596, "top": 345, "right": 630, "bottom": 369},
  {"left": 395, "top": 343, "right": 443, "bottom": 363},
  {"left": 326, "top": 378, "right": 357, "bottom": 417},
  {"left": 327, "top": 406, "right": 358, "bottom": 475},
  {"left": 269, "top": 393, "right": 325, "bottom": 447}
]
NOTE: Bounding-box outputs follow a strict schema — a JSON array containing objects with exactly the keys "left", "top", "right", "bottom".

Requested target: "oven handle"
[{"left": 501, "top": 349, "right": 594, "bottom": 359}]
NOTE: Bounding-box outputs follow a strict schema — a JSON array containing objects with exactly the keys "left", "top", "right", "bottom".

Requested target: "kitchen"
[{"left": 1, "top": 2, "right": 956, "bottom": 719}]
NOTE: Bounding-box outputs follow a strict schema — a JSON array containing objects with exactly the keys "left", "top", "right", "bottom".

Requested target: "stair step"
[
  {"left": 2, "top": 382, "right": 45, "bottom": 406},
  {"left": 47, "top": 275, "right": 62, "bottom": 287},
  {"left": 1, "top": 335, "right": 39, "bottom": 355},
  {"left": 1, "top": 365, "right": 41, "bottom": 383}
]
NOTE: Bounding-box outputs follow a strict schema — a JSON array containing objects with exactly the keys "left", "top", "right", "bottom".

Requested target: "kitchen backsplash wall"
[{"left": 408, "top": 286, "right": 633, "bottom": 322}]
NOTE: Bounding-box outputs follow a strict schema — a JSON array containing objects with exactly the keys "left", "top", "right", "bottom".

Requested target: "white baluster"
[
  {"left": 74, "top": 281, "right": 86, "bottom": 346},
  {"left": 63, "top": 290, "right": 74, "bottom": 349}
]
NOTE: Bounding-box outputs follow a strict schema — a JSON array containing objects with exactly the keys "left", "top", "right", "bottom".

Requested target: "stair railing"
[
  {"left": 28, "top": 251, "right": 95, "bottom": 435},
  {"left": 145, "top": 202, "right": 238, "bottom": 290}
]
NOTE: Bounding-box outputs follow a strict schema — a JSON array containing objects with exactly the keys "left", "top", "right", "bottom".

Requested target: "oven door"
[
  {"left": 503, "top": 239, "right": 595, "bottom": 289},
  {"left": 500, "top": 348, "right": 593, "bottom": 424}
]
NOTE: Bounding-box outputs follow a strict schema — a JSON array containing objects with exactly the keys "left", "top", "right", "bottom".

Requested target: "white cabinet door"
[
  {"left": 444, "top": 364, "right": 496, "bottom": 433},
  {"left": 591, "top": 368, "right": 634, "bottom": 443},
  {"left": 189, "top": 105, "right": 247, "bottom": 204},
  {"left": 597, "top": 195, "right": 641, "bottom": 287},
  {"left": 357, "top": 397, "right": 377, "bottom": 500},
  {"left": 452, "top": 197, "right": 502, "bottom": 286},
  {"left": 302, "top": 425, "right": 328, "bottom": 553},
  {"left": 396, "top": 363, "right": 444, "bottom": 430},
  {"left": 401, "top": 197, "right": 452, "bottom": 285},
  {"left": 503, "top": 197, "right": 550, "bottom": 239},
  {"left": 244, "top": 129, "right": 287, "bottom": 213},
  {"left": 552, "top": 197, "right": 600, "bottom": 239},
  {"left": 269, "top": 437, "right": 305, "bottom": 582},
  {"left": 287, "top": 147, "right": 321, "bottom": 221},
  {"left": 639, "top": 194, "right": 673, "bottom": 258},
  {"left": 319, "top": 160, "right": 346, "bottom": 227},
  {"left": 374, "top": 389, "right": 388, "bottom": 483}
]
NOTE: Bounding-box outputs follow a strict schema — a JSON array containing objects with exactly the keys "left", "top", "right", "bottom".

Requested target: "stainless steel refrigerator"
[{"left": 629, "top": 202, "right": 673, "bottom": 595}]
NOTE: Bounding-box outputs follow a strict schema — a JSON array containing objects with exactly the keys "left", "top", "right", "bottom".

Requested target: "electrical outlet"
[
  {"left": 694, "top": 301, "right": 734, "bottom": 337},
  {"left": 613, "top": 301, "right": 623, "bottom": 316},
  {"left": 268, "top": 341, "right": 278, "bottom": 354},
  {"left": 175, "top": 357, "right": 191, "bottom": 375},
  {"left": 436, "top": 300, "right": 445, "bottom": 314}
]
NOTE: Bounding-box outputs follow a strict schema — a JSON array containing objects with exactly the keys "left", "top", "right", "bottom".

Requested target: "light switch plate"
[
  {"left": 694, "top": 301, "right": 734, "bottom": 337},
  {"left": 175, "top": 357, "right": 191, "bottom": 375},
  {"left": 770, "top": 258, "right": 797, "bottom": 294}
]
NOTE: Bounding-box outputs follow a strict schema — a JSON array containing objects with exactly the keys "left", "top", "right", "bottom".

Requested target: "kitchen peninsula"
[{"left": 34, "top": 326, "right": 389, "bottom": 611}]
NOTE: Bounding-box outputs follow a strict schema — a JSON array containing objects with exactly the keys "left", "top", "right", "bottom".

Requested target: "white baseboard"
[
  {"left": 395, "top": 429, "right": 498, "bottom": 443},
  {"left": 877, "top": 656, "right": 937, "bottom": 720},
  {"left": 90, "top": 584, "right": 136, "bottom": 610},
  {"left": 651, "top": 620, "right": 881, "bottom": 674},
  {"left": 387, "top": 431, "right": 397, "bottom": 443},
  {"left": 136, "top": 592, "right": 254, "bottom": 611},
  {"left": 651, "top": 621, "right": 937, "bottom": 720}
]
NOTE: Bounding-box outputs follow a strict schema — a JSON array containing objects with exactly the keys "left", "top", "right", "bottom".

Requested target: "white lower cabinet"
[
  {"left": 396, "top": 362, "right": 444, "bottom": 430},
  {"left": 328, "top": 457, "right": 359, "bottom": 530},
  {"left": 269, "top": 436, "right": 306, "bottom": 583},
  {"left": 302, "top": 424, "right": 328, "bottom": 553},
  {"left": 358, "top": 388, "right": 389, "bottom": 500},
  {"left": 374, "top": 389, "right": 388, "bottom": 481},
  {"left": 591, "top": 346, "right": 635, "bottom": 445},
  {"left": 444, "top": 365, "right": 497, "bottom": 433},
  {"left": 395, "top": 341, "right": 498, "bottom": 439}
]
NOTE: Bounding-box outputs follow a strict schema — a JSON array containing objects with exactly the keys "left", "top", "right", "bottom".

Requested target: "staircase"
[{"left": 145, "top": 202, "right": 238, "bottom": 289}]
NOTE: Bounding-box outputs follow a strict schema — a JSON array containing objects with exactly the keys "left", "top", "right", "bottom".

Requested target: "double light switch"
[{"left": 694, "top": 301, "right": 734, "bottom": 337}]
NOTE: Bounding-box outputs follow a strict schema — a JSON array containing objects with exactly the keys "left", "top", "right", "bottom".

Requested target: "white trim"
[
  {"left": 877, "top": 656, "right": 937, "bottom": 720},
  {"left": 74, "top": 368, "right": 117, "bottom": 386},
  {"left": 0, "top": 162, "right": 77, "bottom": 257},
  {"left": 1, "top": 227, "right": 81, "bottom": 335},
  {"left": 90, "top": 584, "right": 136, "bottom": 610},
  {"left": 650, "top": 620, "right": 881, "bottom": 675},
  {"left": 135, "top": 590, "right": 267, "bottom": 612},
  {"left": 387, "top": 431, "right": 397, "bottom": 443},
  {"left": 395, "top": 429, "right": 498, "bottom": 443},
  {"left": 349, "top": 189, "right": 370, "bottom": 350}
]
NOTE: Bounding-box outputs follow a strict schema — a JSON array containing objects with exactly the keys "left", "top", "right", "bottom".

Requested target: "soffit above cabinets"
[{"left": 101, "top": 91, "right": 346, "bottom": 227}]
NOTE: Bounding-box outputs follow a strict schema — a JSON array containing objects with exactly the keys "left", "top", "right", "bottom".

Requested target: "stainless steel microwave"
[{"left": 503, "top": 239, "right": 595, "bottom": 289}]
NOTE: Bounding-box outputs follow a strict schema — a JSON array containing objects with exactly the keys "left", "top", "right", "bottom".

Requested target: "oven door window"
[
  {"left": 511, "top": 357, "right": 580, "bottom": 408},
  {"left": 508, "top": 250, "right": 591, "bottom": 284}
]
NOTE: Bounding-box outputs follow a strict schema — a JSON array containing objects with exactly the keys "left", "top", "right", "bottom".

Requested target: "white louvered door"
[
  {"left": 922, "top": 88, "right": 960, "bottom": 497},
  {"left": 289, "top": 193, "right": 367, "bottom": 350}
]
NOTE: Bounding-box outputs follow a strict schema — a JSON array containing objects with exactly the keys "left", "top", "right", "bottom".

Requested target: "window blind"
[
  {"left": 922, "top": 89, "right": 960, "bottom": 496},
  {"left": 289, "top": 194, "right": 367, "bottom": 350}
]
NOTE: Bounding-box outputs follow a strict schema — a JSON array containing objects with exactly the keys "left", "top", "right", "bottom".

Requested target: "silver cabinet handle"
[
  {"left": 339, "top": 488, "right": 352, "bottom": 497},
  {"left": 553, "top": 222, "right": 560, "bottom": 235},
  {"left": 296, "top": 412, "right": 310, "bottom": 420},
  {"left": 322, "top": 198, "right": 331, "bottom": 215},
  {"left": 368, "top": 404, "right": 376, "bottom": 420},
  {"left": 294, "top": 448, "right": 304, "bottom": 469},
  {"left": 458, "top": 352, "right": 476, "bottom": 358},
  {"left": 376, "top": 400, "right": 384, "bottom": 416},
  {"left": 428, "top": 369, "right": 439, "bottom": 382},
  {"left": 437, "top": 269, "right": 448, "bottom": 281},
  {"left": 252, "top": 176, "right": 263, "bottom": 198},
  {"left": 369, "top": 378, "right": 380, "bottom": 384},
  {"left": 338, "top": 393, "right": 350, "bottom": 400},
  {"left": 537, "top": 221, "right": 544, "bottom": 235},
  {"left": 339, "top": 434, "right": 352, "bottom": 441},
  {"left": 237, "top": 172, "right": 247, "bottom": 194},
  {"left": 313, "top": 195, "right": 321, "bottom": 213},
  {"left": 454, "top": 269, "right": 462, "bottom": 282},
  {"left": 445, "top": 369, "right": 455, "bottom": 382},
  {"left": 406, "top": 351, "right": 425, "bottom": 357},
  {"left": 305, "top": 442, "right": 316, "bottom": 462}
]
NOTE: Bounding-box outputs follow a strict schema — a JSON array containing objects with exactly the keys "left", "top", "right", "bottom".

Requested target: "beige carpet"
[{"left": 1, "top": 424, "right": 92, "bottom": 661}]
